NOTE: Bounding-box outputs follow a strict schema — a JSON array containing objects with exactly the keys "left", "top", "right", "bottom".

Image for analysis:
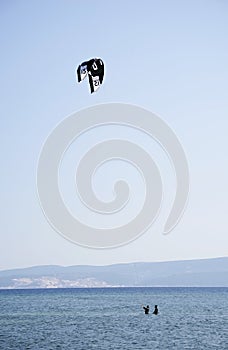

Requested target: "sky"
[{"left": 0, "top": 0, "right": 228, "bottom": 270}]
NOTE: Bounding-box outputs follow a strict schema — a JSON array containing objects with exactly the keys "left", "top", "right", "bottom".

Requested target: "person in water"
[
  {"left": 153, "top": 305, "right": 158, "bottom": 315},
  {"left": 142, "top": 305, "right": 150, "bottom": 314}
]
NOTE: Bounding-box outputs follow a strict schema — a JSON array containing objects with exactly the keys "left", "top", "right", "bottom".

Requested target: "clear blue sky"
[{"left": 0, "top": 0, "right": 228, "bottom": 270}]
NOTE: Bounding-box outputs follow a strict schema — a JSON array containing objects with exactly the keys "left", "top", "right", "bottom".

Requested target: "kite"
[{"left": 76, "top": 58, "right": 104, "bottom": 93}]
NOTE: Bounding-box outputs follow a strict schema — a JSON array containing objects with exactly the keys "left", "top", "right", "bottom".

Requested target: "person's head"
[
  {"left": 147, "top": 305, "right": 149, "bottom": 308},
  {"left": 155, "top": 305, "right": 158, "bottom": 308}
]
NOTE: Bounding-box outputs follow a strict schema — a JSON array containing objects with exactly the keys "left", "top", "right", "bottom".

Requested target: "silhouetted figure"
[
  {"left": 143, "top": 305, "right": 150, "bottom": 314},
  {"left": 153, "top": 305, "right": 158, "bottom": 315}
]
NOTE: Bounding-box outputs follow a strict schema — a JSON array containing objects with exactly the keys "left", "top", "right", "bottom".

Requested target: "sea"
[{"left": 0, "top": 287, "right": 227, "bottom": 350}]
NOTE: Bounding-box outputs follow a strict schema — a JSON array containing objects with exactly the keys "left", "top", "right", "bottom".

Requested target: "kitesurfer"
[
  {"left": 153, "top": 305, "right": 158, "bottom": 315},
  {"left": 142, "top": 305, "right": 150, "bottom": 314}
]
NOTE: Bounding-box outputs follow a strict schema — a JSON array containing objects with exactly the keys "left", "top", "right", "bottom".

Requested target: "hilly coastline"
[{"left": 0, "top": 257, "right": 227, "bottom": 289}]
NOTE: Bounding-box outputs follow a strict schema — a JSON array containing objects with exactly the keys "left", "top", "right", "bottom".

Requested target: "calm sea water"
[{"left": 0, "top": 287, "right": 227, "bottom": 350}]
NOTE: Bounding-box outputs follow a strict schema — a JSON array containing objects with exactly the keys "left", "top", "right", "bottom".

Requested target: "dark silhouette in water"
[
  {"left": 153, "top": 305, "right": 158, "bottom": 315},
  {"left": 142, "top": 305, "right": 150, "bottom": 314}
]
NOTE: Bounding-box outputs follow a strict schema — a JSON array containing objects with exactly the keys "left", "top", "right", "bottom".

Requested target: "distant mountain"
[{"left": 0, "top": 257, "right": 227, "bottom": 289}]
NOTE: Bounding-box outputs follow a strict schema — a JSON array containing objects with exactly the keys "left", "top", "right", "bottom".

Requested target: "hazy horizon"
[{"left": 1, "top": 256, "right": 227, "bottom": 273}]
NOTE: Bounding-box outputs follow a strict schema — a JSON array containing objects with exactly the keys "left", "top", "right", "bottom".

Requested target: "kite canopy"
[{"left": 76, "top": 58, "right": 104, "bottom": 93}]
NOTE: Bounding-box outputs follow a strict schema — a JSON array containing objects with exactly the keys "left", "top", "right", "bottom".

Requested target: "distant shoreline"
[
  {"left": 1, "top": 286, "right": 228, "bottom": 291},
  {"left": 1, "top": 257, "right": 227, "bottom": 289}
]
